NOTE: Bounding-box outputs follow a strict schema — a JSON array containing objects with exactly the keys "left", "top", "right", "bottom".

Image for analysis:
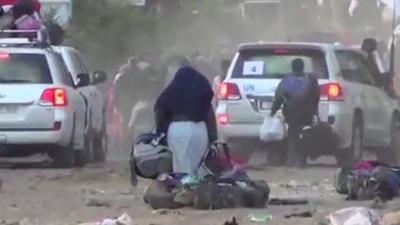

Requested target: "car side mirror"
[
  {"left": 361, "top": 38, "right": 378, "bottom": 53},
  {"left": 76, "top": 73, "right": 90, "bottom": 87},
  {"left": 92, "top": 71, "right": 107, "bottom": 85}
]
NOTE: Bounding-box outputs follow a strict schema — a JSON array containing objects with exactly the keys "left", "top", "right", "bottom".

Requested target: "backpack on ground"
[
  {"left": 334, "top": 161, "right": 400, "bottom": 201},
  {"left": 130, "top": 132, "right": 172, "bottom": 179}
]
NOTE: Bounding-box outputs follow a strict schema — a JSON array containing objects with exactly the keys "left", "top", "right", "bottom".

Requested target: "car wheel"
[
  {"left": 336, "top": 115, "right": 363, "bottom": 167},
  {"left": 75, "top": 134, "right": 92, "bottom": 167},
  {"left": 267, "top": 141, "right": 287, "bottom": 166},
  {"left": 51, "top": 146, "right": 75, "bottom": 168},
  {"left": 93, "top": 127, "right": 107, "bottom": 163},
  {"left": 377, "top": 117, "right": 400, "bottom": 166}
]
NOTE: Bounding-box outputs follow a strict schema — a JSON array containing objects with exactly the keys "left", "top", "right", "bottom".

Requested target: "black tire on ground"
[
  {"left": 267, "top": 141, "right": 287, "bottom": 166},
  {"left": 51, "top": 146, "right": 75, "bottom": 168},
  {"left": 377, "top": 116, "right": 400, "bottom": 166},
  {"left": 74, "top": 149, "right": 88, "bottom": 168},
  {"left": 92, "top": 128, "right": 107, "bottom": 163},
  {"left": 336, "top": 115, "right": 363, "bottom": 167}
]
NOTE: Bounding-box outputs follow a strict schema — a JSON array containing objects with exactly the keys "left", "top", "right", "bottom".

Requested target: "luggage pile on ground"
[
  {"left": 143, "top": 169, "right": 270, "bottom": 210},
  {"left": 130, "top": 132, "right": 270, "bottom": 210},
  {"left": 334, "top": 160, "right": 400, "bottom": 201}
]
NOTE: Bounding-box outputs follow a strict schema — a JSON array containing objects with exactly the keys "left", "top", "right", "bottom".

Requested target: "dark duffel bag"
[
  {"left": 143, "top": 174, "right": 182, "bottom": 210},
  {"left": 240, "top": 180, "right": 270, "bottom": 208},
  {"left": 193, "top": 178, "right": 270, "bottom": 210},
  {"left": 193, "top": 180, "right": 243, "bottom": 210},
  {"left": 300, "top": 121, "right": 338, "bottom": 159}
]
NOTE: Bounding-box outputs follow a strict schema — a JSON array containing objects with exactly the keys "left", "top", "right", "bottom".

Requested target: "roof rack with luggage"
[{"left": 0, "top": 27, "right": 64, "bottom": 48}]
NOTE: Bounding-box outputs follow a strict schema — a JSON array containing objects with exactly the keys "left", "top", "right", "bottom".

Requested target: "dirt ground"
[{"left": 0, "top": 151, "right": 399, "bottom": 225}]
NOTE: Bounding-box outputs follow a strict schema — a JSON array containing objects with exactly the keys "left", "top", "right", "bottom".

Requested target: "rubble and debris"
[
  {"left": 328, "top": 207, "right": 381, "bottom": 225},
  {"left": 152, "top": 209, "right": 183, "bottom": 216},
  {"left": 284, "top": 211, "right": 313, "bottom": 218},
  {"left": 224, "top": 217, "right": 238, "bottom": 225},
  {"left": 269, "top": 198, "right": 309, "bottom": 205},
  {"left": 86, "top": 198, "right": 112, "bottom": 208},
  {"left": 249, "top": 213, "right": 273, "bottom": 223},
  {"left": 78, "top": 213, "right": 133, "bottom": 225}
]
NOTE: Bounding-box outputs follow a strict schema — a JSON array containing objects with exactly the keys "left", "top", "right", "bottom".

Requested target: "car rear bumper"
[
  {"left": 218, "top": 114, "right": 352, "bottom": 150},
  {"left": 218, "top": 123, "right": 261, "bottom": 142},
  {"left": 0, "top": 129, "right": 71, "bottom": 147}
]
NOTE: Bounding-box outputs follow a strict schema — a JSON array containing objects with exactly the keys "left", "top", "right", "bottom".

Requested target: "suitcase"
[{"left": 130, "top": 132, "right": 172, "bottom": 179}]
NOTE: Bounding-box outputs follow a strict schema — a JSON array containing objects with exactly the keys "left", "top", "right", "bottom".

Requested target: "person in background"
[
  {"left": 163, "top": 54, "right": 191, "bottom": 87},
  {"left": 154, "top": 66, "right": 217, "bottom": 176},
  {"left": 270, "top": 58, "right": 320, "bottom": 167}
]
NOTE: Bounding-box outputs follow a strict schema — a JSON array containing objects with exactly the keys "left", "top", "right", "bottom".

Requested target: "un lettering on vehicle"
[{"left": 243, "top": 83, "right": 255, "bottom": 93}]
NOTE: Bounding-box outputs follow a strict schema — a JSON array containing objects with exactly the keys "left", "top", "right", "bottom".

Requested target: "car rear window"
[
  {"left": 232, "top": 48, "right": 328, "bottom": 79},
  {"left": 0, "top": 53, "right": 52, "bottom": 84}
]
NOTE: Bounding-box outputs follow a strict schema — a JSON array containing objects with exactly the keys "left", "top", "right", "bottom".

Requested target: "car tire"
[
  {"left": 92, "top": 125, "right": 107, "bottom": 163},
  {"left": 377, "top": 116, "right": 400, "bottom": 166},
  {"left": 336, "top": 115, "right": 363, "bottom": 167},
  {"left": 267, "top": 141, "right": 287, "bottom": 166},
  {"left": 52, "top": 146, "right": 75, "bottom": 168},
  {"left": 75, "top": 134, "right": 92, "bottom": 167}
]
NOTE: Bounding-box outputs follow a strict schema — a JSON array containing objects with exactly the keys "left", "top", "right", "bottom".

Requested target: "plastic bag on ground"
[
  {"left": 260, "top": 116, "right": 286, "bottom": 142},
  {"left": 329, "top": 207, "right": 381, "bottom": 225}
]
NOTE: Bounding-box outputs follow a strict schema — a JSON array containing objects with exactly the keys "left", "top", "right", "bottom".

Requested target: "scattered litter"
[
  {"left": 82, "top": 188, "right": 106, "bottom": 195},
  {"left": 284, "top": 211, "right": 313, "bottom": 219},
  {"left": 280, "top": 180, "right": 311, "bottom": 188},
  {"left": 86, "top": 198, "right": 112, "bottom": 208},
  {"left": 8, "top": 203, "right": 19, "bottom": 212},
  {"left": 28, "top": 186, "right": 37, "bottom": 191},
  {"left": 0, "top": 220, "right": 20, "bottom": 225},
  {"left": 224, "top": 217, "right": 238, "bottom": 225},
  {"left": 249, "top": 213, "right": 272, "bottom": 223},
  {"left": 79, "top": 213, "right": 133, "bottom": 225},
  {"left": 152, "top": 209, "right": 183, "bottom": 216},
  {"left": 328, "top": 207, "right": 381, "bottom": 225},
  {"left": 269, "top": 198, "right": 309, "bottom": 205}
]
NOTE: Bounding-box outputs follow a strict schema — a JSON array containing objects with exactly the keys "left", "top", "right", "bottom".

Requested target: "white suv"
[
  {"left": 216, "top": 41, "right": 400, "bottom": 166},
  {"left": 54, "top": 46, "right": 108, "bottom": 163},
  {"left": 0, "top": 37, "right": 89, "bottom": 168}
]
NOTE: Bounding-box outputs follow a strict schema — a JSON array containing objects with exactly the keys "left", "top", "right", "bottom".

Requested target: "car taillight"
[
  {"left": 320, "top": 83, "right": 344, "bottom": 101},
  {"left": 40, "top": 88, "right": 68, "bottom": 106},
  {"left": 218, "top": 82, "right": 241, "bottom": 100},
  {"left": 217, "top": 113, "right": 230, "bottom": 125}
]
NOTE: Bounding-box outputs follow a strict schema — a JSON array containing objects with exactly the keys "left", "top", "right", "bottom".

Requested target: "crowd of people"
[{"left": 107, "top": 51, "right": 230, "bottom": 163}]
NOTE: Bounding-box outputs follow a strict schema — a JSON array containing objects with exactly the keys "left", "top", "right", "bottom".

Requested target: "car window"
[
  {"left": 74, "top": 52, "right": 89, "bottom": 73},
  {"left": 232, "top": 48, "right": 328, "bottom": 79},
  {"left": 69, "top": 52, "right": 85, "bottom": 74},
  {"left": 0, "top": 53, "right": 52, "bottom": 84},
  {"left": 54, "top": 54, "right": 75, "bottom": 87},
  {"left": 335, "top": 50, "right": 376, "bottom": 86}
]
